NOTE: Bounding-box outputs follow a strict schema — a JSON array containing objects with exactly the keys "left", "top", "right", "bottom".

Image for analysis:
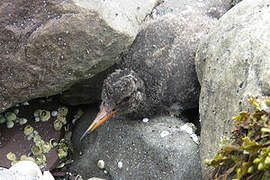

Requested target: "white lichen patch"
[
  {"left": 142, "top": 117, "right": 149, "bottom": 123},
  {"left": 160, "top": 130, "right": 170, "bottom": 137},
  {"left": 117, "top": 161, "right": 123, "bottom": 169},
  {"left": 97, "top": 160, "right": 105, "bottom": 169}
]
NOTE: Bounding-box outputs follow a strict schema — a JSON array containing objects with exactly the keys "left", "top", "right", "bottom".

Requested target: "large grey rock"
[
  {"left": 0, "top": 0, "right": 160, "bottom": 113},
  {"left": 71, "top": 107, "right": 201, "bottom": 180},
  {"left": 195, "top": 0, "right": 270, "bottom": 178},
  {"left": 146, "top": 0, "right": 233, "bottom": 20}
]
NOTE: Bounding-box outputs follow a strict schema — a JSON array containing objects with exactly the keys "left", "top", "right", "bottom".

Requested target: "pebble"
[
  {"left": 51, "top": 111, "right": 58, "bottom": 117},
  {"left": 34, "top": 117, "right": 40, "bottom": 122},
  {"left": 142, "top": 118, "right": 149, "bottom": 123},
  {"left": 117, "top": 161, "right": 123, "bottom": 169},
  {"left": 22, "top": 102, "right": 30, "bottom": 106},
  {"left": 160, "top": 130, "right": 170, "bottom": 137}
]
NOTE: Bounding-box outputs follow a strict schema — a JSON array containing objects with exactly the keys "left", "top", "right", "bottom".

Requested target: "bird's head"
[{"left": 80, "top": 69, "right": 145, "bottom": 140}]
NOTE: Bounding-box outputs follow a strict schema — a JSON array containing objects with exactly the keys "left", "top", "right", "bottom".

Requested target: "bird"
[{"left": 80, "top": 17, "right": 201, "bottom": 141}]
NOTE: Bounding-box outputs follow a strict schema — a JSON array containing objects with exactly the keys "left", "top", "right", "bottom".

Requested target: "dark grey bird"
[{"left": 80, "top": 18, "right": 200, "bottom": 140}]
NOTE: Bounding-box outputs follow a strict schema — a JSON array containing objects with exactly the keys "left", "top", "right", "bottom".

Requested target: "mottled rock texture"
[
  {"left": 0, "top": 167, "right": 39, "bottom": 180},
  {"left": 0, "top": 0, "right": 160, "bottom": 112},
  {"left": 71, "top": 107, "right": 201, "bottom": 180},
  {"left": 145, "top": 0, "right": 233, "bottom": 20},
  {"left": 195, "top": 0, "right": 270, "bottom": 178}
]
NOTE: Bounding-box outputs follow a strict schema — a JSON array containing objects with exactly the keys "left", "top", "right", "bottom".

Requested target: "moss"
[{"left": 205, "top": 96, "right": 270, "bottom": 180}]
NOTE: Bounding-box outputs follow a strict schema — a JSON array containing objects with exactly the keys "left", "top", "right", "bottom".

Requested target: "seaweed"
[{"left": 205, "top": 96, "right": 270, "bottom": 180}]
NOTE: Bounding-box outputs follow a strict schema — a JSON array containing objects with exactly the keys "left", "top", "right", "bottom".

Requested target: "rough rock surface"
[
  {"left": 0, "top": 167, "right": 39, "bottom": 180},
  {"left": 71, "top": 107, "right": 201, "bottom": 180},
  {"left": 195, "top": 0, "right": 270, "bottom": 178},
  {"left": 0, "top": 0, "right": 160, "bottom": 113},
  {"left": 145, "top": 0, "right": 233, "bottom": 20}
]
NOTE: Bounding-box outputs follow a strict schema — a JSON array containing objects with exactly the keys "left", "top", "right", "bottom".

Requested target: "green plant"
[{"left": 205, "top": 96, "right": 270, "bottom": 180}]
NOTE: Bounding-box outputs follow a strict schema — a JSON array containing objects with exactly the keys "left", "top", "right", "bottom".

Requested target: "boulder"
[
  {"left": 0, "top": 0, "right": 160, "bottom": 112},
  {"left": 71, "top": 107, "right": 201, "bottom": 180},
  {"left": 0, "top": 167, "right": 39, "bottom": 180},
  {"left": 195, "top": 0, "right": 270, "bottom": 178},
  {"left": 145, "top": 0, "right": 232, "bottom": 20}
]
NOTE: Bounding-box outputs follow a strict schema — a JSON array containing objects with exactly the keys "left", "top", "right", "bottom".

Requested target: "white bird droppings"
[
  {"left": 142, "top": 118, "right": 149, "bottom": 123},
  {"left": 180, "top": 124, "right": 193, "bottom": 135},
  {"left": 160, "top": 130, "right": 170, "bottom": 137},
  {"left": 190, "top": 134, "right": 200, "bottom": 145},
  {"left": 117, "top": 161, "right": 123, "bottom": 169}
]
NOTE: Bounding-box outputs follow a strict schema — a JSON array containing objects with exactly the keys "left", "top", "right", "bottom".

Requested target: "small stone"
[
  {"left": 160, "top": 130, "right": 170, "bottom": 137},
  {"left": 35, "top": 117, "right": 40, "bottom": 122},
  {"left": 97, "top": 160, "right": 105, "bottom": 169},
  {"left": 104, "top": 170, "right": 108, "bottom": 174},
  {"left": 22, "top": 101, "right": 30, "bottom": 106},
  {"left": 117, "top": 161, "right": 123, "bottom": 169},
  {"left": 27, "top": 134, "right": 34, "bottom": 141},
  {"left": 142, "top": 118, "right": 149, "bottom": 123},
  {"left": 51, "top": 111, "right": 58, "bottom": 117},
  {"left": 34, "top": 110, "right": 41, "bottom": 117},
  {"left": 19, "top": 118, "right": 28, "bottom": 125}
]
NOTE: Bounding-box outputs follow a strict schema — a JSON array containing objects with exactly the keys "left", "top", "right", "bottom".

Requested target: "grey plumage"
[{"left": 100, "top": 18, "right": 200, "bottom": 118}]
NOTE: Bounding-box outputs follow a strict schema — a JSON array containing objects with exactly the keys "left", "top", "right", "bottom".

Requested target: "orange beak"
[{"left": 80, "top": 106, "right": 116, "bottom": 141}]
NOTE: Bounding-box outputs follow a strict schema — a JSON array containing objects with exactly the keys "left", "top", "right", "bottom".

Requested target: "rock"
[
  {"left": 0, "top": 167, "right": 39, "bottom": 180},
  {"left": 195, "top": 0, "right": 270, "bottom": 178},
  {"left": 0, "top": 0, "right": 160, "bottom": 113},
  {"left": 88, "top": 178, "right": 106, "bottom": 180},
  {"left": 120, "top": 14, "right": 215, "bottom": 113},
  {"left": 71, "top": 107, "right": 201, "bottom": 179},
  {"left": 145, "top": 0, "right": 232, "bottom": 20},
  {"left": 59, "top": 65, "right": 116, "bottom": 105}
]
